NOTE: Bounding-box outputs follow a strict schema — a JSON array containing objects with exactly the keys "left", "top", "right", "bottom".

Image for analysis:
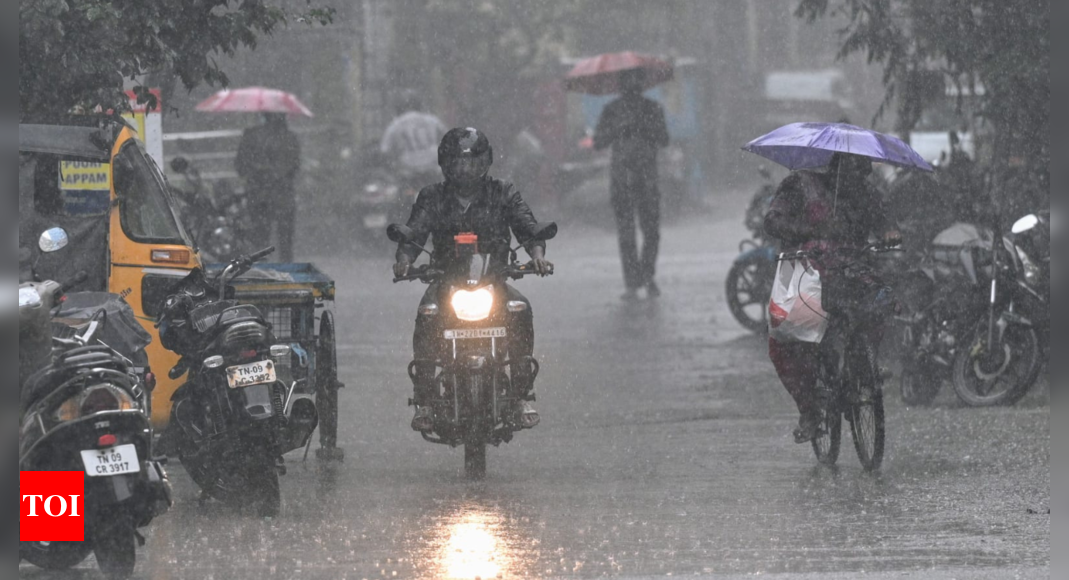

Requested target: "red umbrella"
[
  {"left": 195, "top": 87, "right": 314, "bottom": 117},
  {"left": 563, "top": 51, "right": 674, "bottom": 95}
]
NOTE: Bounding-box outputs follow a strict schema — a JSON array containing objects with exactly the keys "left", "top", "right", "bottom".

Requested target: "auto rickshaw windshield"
[{"left": 114, "top": 139, "right": 193, "bottom": 247}]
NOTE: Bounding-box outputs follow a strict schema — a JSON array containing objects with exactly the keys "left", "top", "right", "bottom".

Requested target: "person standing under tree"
[
  {"left": 236, "top": 112, "right": 301, "bottom": 261},
  {"left": 593, "top": 68, "right": 670, "bottom": 300}
]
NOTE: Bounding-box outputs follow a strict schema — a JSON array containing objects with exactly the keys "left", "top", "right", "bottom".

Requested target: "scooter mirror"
[
  {"left": 387, "top": 224, "right": 415, "bottom": 244},
  {"left": 38, "top": 227, "right": 69, "bottom": 253}
]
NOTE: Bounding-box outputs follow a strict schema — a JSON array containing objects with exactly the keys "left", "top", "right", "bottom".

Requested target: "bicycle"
[{"left": 779, "top": 245, "right": 900, "bottom": 471}]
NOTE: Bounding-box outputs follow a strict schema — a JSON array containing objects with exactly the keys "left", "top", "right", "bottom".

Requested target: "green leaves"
[
  {"left": 797, "top": 0, "right": 1049, "bottom": 191},
  {"left": 20, "top": 0, "right": 333, "bottom": 120}
]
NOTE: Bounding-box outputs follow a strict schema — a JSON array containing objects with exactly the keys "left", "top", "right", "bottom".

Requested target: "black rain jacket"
[{"left": 396, "top": 177, "right": 545, "bottom": 268}]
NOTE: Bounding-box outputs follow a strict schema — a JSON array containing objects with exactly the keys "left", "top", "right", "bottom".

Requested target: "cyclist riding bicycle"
[{"left": 763, "top": 153, "right": 902, "bottom": 443}]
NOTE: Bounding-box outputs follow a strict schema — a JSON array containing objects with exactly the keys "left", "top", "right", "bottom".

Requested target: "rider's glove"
[{"left": 393, "top": 256, "right": 412, "bottom": 278}]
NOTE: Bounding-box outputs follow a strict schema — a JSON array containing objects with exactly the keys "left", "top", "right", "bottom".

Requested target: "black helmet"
[{"left": 438, "top": 127, "right": 493, "bottom": 185}]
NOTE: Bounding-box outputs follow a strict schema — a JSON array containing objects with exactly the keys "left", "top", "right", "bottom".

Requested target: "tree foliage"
[
  {"left": 19, "top": 0, "right": 334, "bottom": 120},
  {"left": 796, "top": 0, "right": 1049, "bottom": 186}
]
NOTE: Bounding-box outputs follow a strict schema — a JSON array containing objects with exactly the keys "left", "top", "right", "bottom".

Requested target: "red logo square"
[{"left": 20, "top": 471, "right": 85, "bottom": 542}]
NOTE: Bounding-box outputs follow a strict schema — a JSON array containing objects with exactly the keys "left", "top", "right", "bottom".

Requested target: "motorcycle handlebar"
[{"left": 248, "top": 246, "right": 275, "bottom": 263}]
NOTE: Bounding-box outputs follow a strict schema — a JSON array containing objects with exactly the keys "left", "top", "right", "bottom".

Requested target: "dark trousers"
[
  {"left": 411, "top": 284, "right": 535, "bottom": 405},
  {"left": 248, "top": 191, "right": 296, "bottom": 262},
  {"left": 611, "top": 168, "right": 661, "bottom": 290}
]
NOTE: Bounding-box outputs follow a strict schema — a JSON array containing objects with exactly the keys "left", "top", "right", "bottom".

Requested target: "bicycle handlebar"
[{"left": 778, "top": 244, "right": 904, "bottom": 262}]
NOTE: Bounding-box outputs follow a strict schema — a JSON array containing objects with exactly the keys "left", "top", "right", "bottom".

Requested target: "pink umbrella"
[
  {"left": 563, "top": 51, "right": 674, "bottom": 95},
  {"left": 195, "top": 87, "right": 314, "bottom": 117}
]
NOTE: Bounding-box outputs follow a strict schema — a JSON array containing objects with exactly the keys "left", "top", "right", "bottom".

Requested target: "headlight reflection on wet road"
[{"left": 424, "top": 502, "right": 534, "bottom": 580}]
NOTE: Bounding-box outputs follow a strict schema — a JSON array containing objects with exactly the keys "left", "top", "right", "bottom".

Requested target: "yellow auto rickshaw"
[
  {"left": 20, "top": 118, "right": 201, "bottom": 427},
  {"left": 19, "top": 118, "right": 342, "bottom": 455}
]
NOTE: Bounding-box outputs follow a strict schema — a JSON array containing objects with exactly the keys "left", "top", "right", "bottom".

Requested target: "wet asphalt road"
[{"left": 21, "top": 197, "right": 1050, "bottom": 580}]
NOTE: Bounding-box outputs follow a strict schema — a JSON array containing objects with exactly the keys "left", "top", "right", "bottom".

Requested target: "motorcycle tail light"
[
  {"left": 54, "top": 385, "right": 136, "bottom": 422},
  {"left": 240, "top": 349, "right": 259, "bottom": 360},
  {"left": 98, "top": 434, "right": 117, "bottom": 448}
]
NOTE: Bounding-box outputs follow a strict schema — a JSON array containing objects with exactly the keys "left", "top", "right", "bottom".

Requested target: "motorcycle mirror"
[
  {"left": 1011, "top": 214, "right": 1039, "bottom": 235},
  {"left": 387, "top": 224, "right": 416, "bottom": 244},
  {"left": 170, "top": 156, "right": 189, "bottom": 173},
  {"left": 38, "top": 227, "right": 70, "bottom": 253}
]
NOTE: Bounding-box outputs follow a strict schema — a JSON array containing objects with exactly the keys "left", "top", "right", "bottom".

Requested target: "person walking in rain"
[
  {"left": 235, "top": 112, "right": 301, "bottom": 261},
  {"left": 380, "top": 89, "right": 448, "bottom": 190},
  {"left": 593, "top": 68, "right": 670, "bottom": 300}
]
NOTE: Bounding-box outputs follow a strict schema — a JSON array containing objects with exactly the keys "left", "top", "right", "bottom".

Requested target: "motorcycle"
[
  {"left": 726, "top": 167, "right": 779, "bottom": 333},
  {"left": 155, "top": 247, "right": 319, "bottom": 516},
  {"left": 889, "top": 217, "right": 1045, "bottom": 407},
  {"left": 353, "top": 167, "right": 424, "bottom": 248},
  {"left": 19, "top": 270, "right": 171, "bottom": 580},
  {"left": 386, "top": 222, "right": 557, "bottom": 479},
  {"left": 168, "top": 156, "right": 249, "bottom": 261},
  {"left": 949, "top": 212, "right": 1048, "bottom": 406}
]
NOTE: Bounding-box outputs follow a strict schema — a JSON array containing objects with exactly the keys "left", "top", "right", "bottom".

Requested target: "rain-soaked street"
[{"left": 20, "top": 198, "right": 1049, "bottom": 580}]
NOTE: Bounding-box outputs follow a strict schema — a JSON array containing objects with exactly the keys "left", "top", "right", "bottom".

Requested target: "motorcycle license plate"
[
  {"left": 226, "top": 360, "right": 276, "bottom": 389},
  {"left": 363, "top": 214, "right": 388, "bottom": 229},
  {"left": 443, "top": 327, "right": 507, "bottom": 340},
  {"left": 81, "top": 444, "right": 140, "bottom": 478}
]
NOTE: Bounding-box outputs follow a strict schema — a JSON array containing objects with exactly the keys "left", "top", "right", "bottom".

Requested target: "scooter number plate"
[
  {"left": 443, "top": 327, "right": 507, "bottom": 340},
  {"left": 81, "top": 444, "right": 141, "bottom": 477},
  {"left": 226, "top": 360, "right": 276, "bottom": 389}
]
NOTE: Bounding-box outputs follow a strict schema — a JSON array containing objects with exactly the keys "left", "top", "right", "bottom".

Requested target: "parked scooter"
[
  {"left": 726, "top": 167, "right": 779, "bottom": 333},
  {"left": 169, "top": 156, "right": 249, "bottom": 261},
  {"left": 20, "top": 257, "right": 171, "bottom": 579},
  {"left": 155, "top": 247, "right": 318, "bottom": 516},
  {"left": 387, "top": 222, "right": 557, "bottom": 479}
]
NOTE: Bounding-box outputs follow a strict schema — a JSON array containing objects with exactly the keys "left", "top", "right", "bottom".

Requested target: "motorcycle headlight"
[
  {"left": 54, "top": 384, "right": 137, "bottom": 422},
  {"left": 451, "top": 287, "right": 494, "bottom": 321}
]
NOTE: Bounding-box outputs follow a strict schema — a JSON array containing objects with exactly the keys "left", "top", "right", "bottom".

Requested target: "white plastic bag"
[{"left": 768, "top": 258, "right": 829, "bottom": 343}]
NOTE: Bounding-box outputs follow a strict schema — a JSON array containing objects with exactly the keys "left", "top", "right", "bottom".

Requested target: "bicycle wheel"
[
  {"left": 811, "top": 378, "right": 842, "bottom": 466},
  {"left": 847, "top": 343, "right": 885, "bottom": 471}
]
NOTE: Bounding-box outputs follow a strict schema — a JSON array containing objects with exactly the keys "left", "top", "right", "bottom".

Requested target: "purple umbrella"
[{"left": 743, "top": 122, "right": 933, "bottom": 172}]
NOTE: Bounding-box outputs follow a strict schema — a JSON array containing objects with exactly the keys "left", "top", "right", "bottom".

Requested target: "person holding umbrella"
[
  {"left": 235, "top": 112, "right": 301, "bottom": 262},
  {"left": 198, "top": 87, "right": 315, "bottom": 262},
  {"left": 590, "top": 67, "right": 670, "bottom": 300},
  {"left": 744, "top": 122, "right": 931, "bottom": 443}
]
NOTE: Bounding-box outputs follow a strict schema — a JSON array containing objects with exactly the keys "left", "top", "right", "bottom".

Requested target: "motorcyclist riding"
[
  {"left": 764, "top": 153, "right": 901, "bottom": 443},
  {"left": 393, "top": 127, "right": 553, "bottom": 432}
]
